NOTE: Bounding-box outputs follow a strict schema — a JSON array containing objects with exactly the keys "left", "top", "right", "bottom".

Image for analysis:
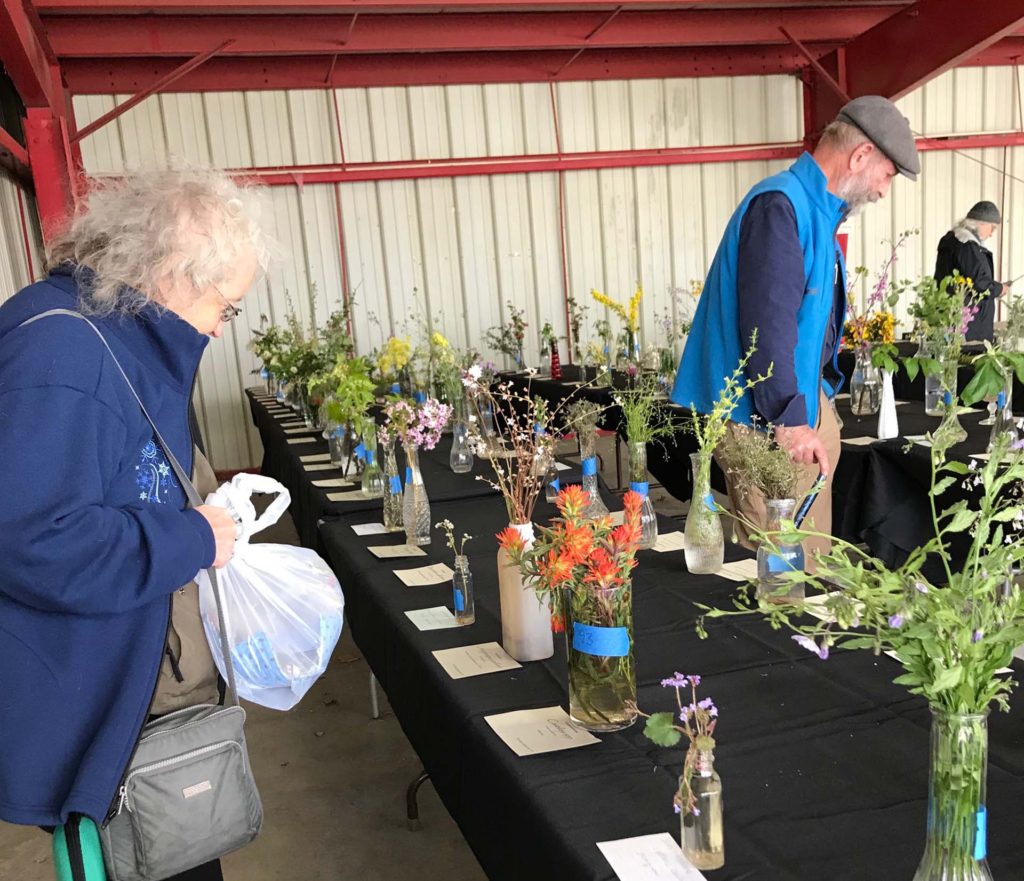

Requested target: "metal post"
[
  {"left": 406, "top": 770, "right": 430, "bottom": 831},
  {"left": 369, "top": 672, "right": 381, "bottom": 719}
]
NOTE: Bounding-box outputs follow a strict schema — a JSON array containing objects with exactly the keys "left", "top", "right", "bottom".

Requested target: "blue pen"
[{"left": 795, "top": 471, "right": 827, "bottom": 528}]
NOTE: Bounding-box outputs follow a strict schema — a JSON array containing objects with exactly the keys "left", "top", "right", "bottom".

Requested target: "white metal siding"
[
  {"left": 71, "top": 66, "right": 1020, "bottom": 469},
  {"left": 0, "top": 170, "right": 44, "bottom": 305}
]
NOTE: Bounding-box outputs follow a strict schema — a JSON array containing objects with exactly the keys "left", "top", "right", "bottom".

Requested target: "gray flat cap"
[
  {"left": 967, "top": 200, "right": 1001, "bottom": 224},
  {"left": 836, "top": 95, "right": 920, "bottom": 181}
]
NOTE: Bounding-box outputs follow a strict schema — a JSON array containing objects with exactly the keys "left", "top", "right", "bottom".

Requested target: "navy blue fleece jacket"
[{"left": 0, "top": 267, "right": 216, "bottom": 826}]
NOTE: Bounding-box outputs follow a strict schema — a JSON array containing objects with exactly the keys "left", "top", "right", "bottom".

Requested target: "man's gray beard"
[{"left": 837, "top": 176, "right": 875, "bottom": 215}]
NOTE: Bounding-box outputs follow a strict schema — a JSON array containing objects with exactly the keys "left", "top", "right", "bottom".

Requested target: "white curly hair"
[{"left": 47, "top": 166, "right": 276, "bottom": 314}]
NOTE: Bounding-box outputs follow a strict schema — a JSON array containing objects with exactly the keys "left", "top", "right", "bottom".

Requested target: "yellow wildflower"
[
  {"left": 628, "top": 285, "right": 643, "bottom": 333},
  {"left": 431, "top": 331, "right": 450, "bottom": 350},
  {"left": 591, "top": 285, "right": 642, "bottom": 333},
  {"left": 378, "top": 336, "right": 412, "bottom": 376}
]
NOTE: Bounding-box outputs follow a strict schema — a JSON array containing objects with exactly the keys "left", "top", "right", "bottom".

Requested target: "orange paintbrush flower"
[
  {"left": 538, "top": 549, "right": 576, "bottom": 587},
  {"left": 496, "top": 526, "right": 525, "bottom": 556},
  {"left": 560, "top": 520, "right": 595, "bottom": 565},
  {"left": 556, "top": 484, "right": 589, "bottom": 518},
  {"left": 583, "top": 547, "right": 625, "bottom": 590}
]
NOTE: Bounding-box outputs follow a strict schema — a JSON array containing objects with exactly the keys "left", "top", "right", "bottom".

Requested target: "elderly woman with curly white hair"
[{"left": 0, "top": 167, "right": 274, "bottom": 881}]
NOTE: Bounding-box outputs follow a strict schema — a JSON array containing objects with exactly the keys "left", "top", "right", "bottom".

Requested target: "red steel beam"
[
  {"left": 72, "top": 38, "right": 234, "bottom": 141},
  {"left": 225, "top": 142, "right": 804, "bottom": 186},
  {"left": 42, "top": 8, "right": 897, "bottom": 57},
  {"left": 62, "top": 44, "right": 843, "bottom": 92},
  {"left": 916, "top": 132, "right": 1024, "bottom": 151},
  {"left": 0, "top": 123, "right": 31, "bottom": 169},
  {"left": 35, "top": 0, "right": 911, "bottom": 12},
  {"left": 807, "top": 0, "right": 1024, "bottom": 133},
  {"left": 0, "top": 0, "right": 63, "bottom": 109}
]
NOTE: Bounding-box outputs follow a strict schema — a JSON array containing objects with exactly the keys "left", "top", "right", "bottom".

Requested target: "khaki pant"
[{"left": 714, "top": 392, "right": 841, "bottom": 567}]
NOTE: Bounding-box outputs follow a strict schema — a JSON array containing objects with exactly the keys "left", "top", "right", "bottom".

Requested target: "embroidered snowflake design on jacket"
[{"left": 135, "top": 439, "right": 177, "bottom": 504}]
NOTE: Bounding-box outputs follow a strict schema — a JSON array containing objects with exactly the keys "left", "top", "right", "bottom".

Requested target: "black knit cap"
[{"left": 966, "top": 201, "right": 1002, "bottom": 224}]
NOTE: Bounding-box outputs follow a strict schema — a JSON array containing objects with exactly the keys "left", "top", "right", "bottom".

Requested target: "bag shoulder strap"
[{"left": 17, "top": 308, "right": 239, "bottom": 705}]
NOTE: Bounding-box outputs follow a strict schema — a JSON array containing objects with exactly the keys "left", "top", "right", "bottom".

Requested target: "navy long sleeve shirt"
[{"left": 737, "top": 192, "right": 844, "bottom": 427}]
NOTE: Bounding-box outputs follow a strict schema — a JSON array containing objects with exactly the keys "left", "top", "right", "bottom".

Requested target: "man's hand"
[
  {"left": 195, "top": 504, "right": 238, "bottom": 568},
  {"left": 774, "top": 424, "right": 830, "bottom": 476}
]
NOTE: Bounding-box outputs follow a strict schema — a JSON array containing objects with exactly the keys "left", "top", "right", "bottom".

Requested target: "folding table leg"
[
  {"left": 406, "top": 770, "right": 431, "bottom": 831},
  {"left": 369, "top": 672, "right": 381, "bottom": 720}
]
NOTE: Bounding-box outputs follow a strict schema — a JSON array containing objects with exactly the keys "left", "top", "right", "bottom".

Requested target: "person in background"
[
  {"left": 673, "top": 96, "right": 920, "bottom": 561},
  {"left": 934, "top": 201, "right": 1008, "bottom": 342},
  {"left": 0, "top": 168, "right": 275, "bottom": 880}
]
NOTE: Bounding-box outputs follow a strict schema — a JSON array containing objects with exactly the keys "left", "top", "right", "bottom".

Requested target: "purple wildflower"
[
  {"left": 793, "top": 634, "right": 828, "bottom": 659},
  {"left": 673, "top": 802, "right": 681, "bottom": 815},
  {"left": 914, "top": 582, "right": 929, "bottom": 594},
  {"left": 888, "top": 614, "right": 904, "bottom": 629},
  {"left": 687, "top": 675, "right": 701, "bottom": 688},
  {"left": 660, "top": 672, "right": 689, "bottom": 688},
  {"left": 692, "top": 807, "right": 701, "bottom": 817},
  {"left": 972, "top": 629, "right": 983, "bottom": 643}
]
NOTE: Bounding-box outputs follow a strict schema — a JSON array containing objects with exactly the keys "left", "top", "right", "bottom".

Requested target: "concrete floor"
[{"left": 0, "top": 436, "right": 695, "bottom": 881}]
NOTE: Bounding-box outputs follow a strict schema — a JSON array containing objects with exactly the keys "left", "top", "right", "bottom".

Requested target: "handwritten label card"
[
  {"left": 716, "top": 559, "right": 758, "bottom": 581},
  {"left": 432, "top": 643, "right": 521, "bottom": 680},
  {"left": 284, "top": 427, "right": 319, "bottom": 435},
  {"left": 597, "top": 833, "right": 707, "bottom": 880},
  {"left": 351, "top": 522, "right": 387, "bottom": 536},
  {"left": 287, "top": 438, "right": 321, "bottom": 446},
  {"left": 327, "top": 490, "right": 369, "bottom": 502},
  {"left": 303, "top": 462, "right": 337, "bottom": 471},
  {"left": 395, "top": 563, "right": 455, "bottom": 587},
  {"left": 652, "top": 532, "right": 687, "bottom": 553},
  {"left": 484, "top": 706, "right": 599, "bottom": 756},
  {"left": 300, "top": 453, "right": 332, "bottom": 463},
  {"left": 404, "top": 606, "right": 459, "bottom": 631},
  {"left": 369, "top": 544, "right": 427, "bottom": 559},
  {"left": 311, "top": 478, "right": 354, "bottom": 488},
  {"left": 554, "top": 462, "right": 572, "bottom": 472},
  {"left": 843, "top": 436, "right": 876, "bottom": 446}
]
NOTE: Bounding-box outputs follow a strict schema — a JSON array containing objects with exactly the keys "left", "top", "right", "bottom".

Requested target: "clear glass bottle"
[
  {"left": 480, "top": 400, "right": 496, "bottom": 447},
  {"left": 850, "top": 346, "right": 881, "bottom": 416},
  {"left": 755, "top": 499, "right": 805, "bottom": 603},
  {"left": 450, "top": 420, "right": 474, "bottom": 473},
  {"left": 382, "top": 440, "right": 404, "bottom": 533},
  {"left": 545, "top": 458, "right": 560, "bottom": 502},
  {"left": 681, "top": 746, "right": 725, "bottom": 871},
  {"left": 684, "top": 452, "right": 724, "bottom": 574},
  {"left": 453, "top": 555, "right": 476, "bottom": 626},
  {"left": 913, "top": 710, "right": 992, "bottom": 881},
  {"left": 578, "top": 420, "right": 609, "bottom": 519},
  {"left": 402, "top": 443, "right": 431, "bottom": 546},
  {"left": 328, "top": 424, "right": 351, "bottom": 471},
  {"left": 627, "top": 441, "right": 658, "bottom": 550},
  {"left": 276, "top": 378, "right": 287, "bottom": 404},
  {"left": 987, "top": 386, "right": 1018, "bottom": 453},
  {"left": 360, "top": 429, "right": 384, "bottom": 498},
  {"left": 260, "top": 367, "right": 272, "bottom": 395},
  {"left": 925, "top": 370, "right": 944, "bottom": 417},
  {"left": 936, "top": 389, "right": 968, "bottom": 447}
]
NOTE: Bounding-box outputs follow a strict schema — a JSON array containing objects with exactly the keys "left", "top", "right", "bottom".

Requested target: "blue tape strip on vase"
[
  {"left": 572, "top": 623, "right": 630, "bottom": 657},
  {"left": 365, "top": 449, "right": 375, "bottom": 465},
  {"left": 389, "top": 475, "right": 402, "bottom": 494},
  {"left": 390, "top": 383, "right": 401, "bottom": 395},
  {"left": 975, "top": 807, "right": 987, "bottom": 860},
  {"left": 354, "top": 443, "right": 366, "bottom": 460},
  {"left": 414, "top": 391, "right": 427, "bottom": 404},
  {"left": 454, "top": 588, "right": 465, "bottom": 612},
  {"left": 630, "top": 481, "right": 649, "bottom": 496},
  {"left": 582, "top": 457, "right": 598, "bottom": 477},
  {"left": 766, "top": 553, "right": 800, "bottom": 573},
  {"left": 703, "top": 493, "right": 718, "bottom": 512},
  {"left": 405, "top": 466, "right": 413, "bottom": 484},
  {"left": 549, "top": 479, "right": 560, "bottom": 493}
]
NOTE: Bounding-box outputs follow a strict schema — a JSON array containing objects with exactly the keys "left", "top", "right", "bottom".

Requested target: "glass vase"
[
  {"left": 496, "top": 522, "right": 554, "bottom": 662},
  {"left": 453, "top": 555, "right": 476, "bottom": 626},
  {"left": 563, "top": 582, "right": 636, "bottom": 732},
  {"left": 360, "top": 430, "right": 384, "bottom": 498},
  {"left": 850, "top": 346, "right": 881, "bottom": 416},
  {"left": 628, "top": 441, "right": 658, "bottom": 550},
  {"left": 578, "top": 422, "right": 610, "bottom": 520},
  {"left": 276, "top": 378, "right": 287, "bottom": 404},
  {"left": 382, "top": 441, "right": 404, "bottom": 533},
  {"left": 450, "top": 420, "right": 474, "bottom": 473},
  {"left": 328, "top": 424, "right": 354, "bottom": 474},
  {"left": 545, "top": 457, "right": 560, "bottom": 502},
  {"left": 912, "top": 709, "right": 992, "bottom": 881},
  {"left": 988, "top": 382, "right": 1019, "bottom": 452},
  {"left": 755, "top": 499, "right": 805, "bottom": 603},
  {"left": 932, "top": 355, "right": 965, "bottom": 438},
  {"left": 681, "top": 748, "right": 725, "bottom": 870},
  {"left": 684, "top": 452, "right": 724, "bottom": 574},
  {"left": 260, "top": 368, "right": 273, "bottom": 396},
  {"left": 402, "top": 444, "right": 431, "bottom": 546}
]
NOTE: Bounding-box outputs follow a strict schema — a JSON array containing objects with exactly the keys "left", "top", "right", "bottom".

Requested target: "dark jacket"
[
  {"left": 0, "top": 267, "right": 216, "bottom": 826},
  {"left": 935, "top": 229, "right": 1003, "bottom": 341}
]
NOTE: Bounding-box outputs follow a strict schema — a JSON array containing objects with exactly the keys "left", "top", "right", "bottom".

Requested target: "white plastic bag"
[{"left": 197, "top": 473, "right": 345, "bottom": 711}]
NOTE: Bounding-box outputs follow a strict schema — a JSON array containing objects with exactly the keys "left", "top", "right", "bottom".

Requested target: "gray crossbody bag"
[{"left": 21, "top": 309, "right": 262, "bottom": 881}]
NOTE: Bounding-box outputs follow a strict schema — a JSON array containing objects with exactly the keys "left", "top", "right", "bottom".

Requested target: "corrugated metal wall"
[
  {"left": 0, "top": 169, "right": 44, "bottom": 304},
  {"left": 70, "top": 65, "right": 1023, "bottom": 470}
]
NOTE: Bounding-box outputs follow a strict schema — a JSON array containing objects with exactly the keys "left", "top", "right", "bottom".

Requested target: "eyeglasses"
[{"left": 214, "top": 287, "right": 243, "bottom": 324}]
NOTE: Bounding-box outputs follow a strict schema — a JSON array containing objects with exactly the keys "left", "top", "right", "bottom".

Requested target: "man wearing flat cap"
[
  {"left": 934, "top": 201, "right": 1008, "bottom": 342},
  {"left": 673, "top": 95, "right": 919, "bottom": 562}
]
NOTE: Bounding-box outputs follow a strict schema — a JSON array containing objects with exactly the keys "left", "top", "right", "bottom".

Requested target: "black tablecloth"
[{"left": 318, "top": 489, "right": 1024, "bottom": 881}]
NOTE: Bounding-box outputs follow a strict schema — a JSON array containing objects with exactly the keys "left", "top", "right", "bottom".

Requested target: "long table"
[
  {"left": 246, "top": 386, "right": 1024, "bottom": 880},
  {"left": 318, "top": 490, "right": 1024, "bottom": 881}
]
